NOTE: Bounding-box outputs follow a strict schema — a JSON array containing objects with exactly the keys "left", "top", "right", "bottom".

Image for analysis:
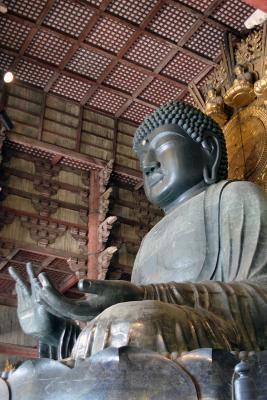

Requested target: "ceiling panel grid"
[{"left": 0, "top": 0, "right": 254, "bottom": 123}]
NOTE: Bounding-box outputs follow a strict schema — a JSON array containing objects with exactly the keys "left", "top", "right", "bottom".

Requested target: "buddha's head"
[{"left": 133, "top": 101, "right": 228, "bottom": 210}]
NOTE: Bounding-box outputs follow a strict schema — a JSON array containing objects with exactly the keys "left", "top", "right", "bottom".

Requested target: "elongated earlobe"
[{"left": 203, "top": 135, "right": 221, "bottom": 184}]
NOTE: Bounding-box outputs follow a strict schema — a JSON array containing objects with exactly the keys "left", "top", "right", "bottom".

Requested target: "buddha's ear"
[{"left": 201, "top": 133, "right": 222, "bottom": 184}]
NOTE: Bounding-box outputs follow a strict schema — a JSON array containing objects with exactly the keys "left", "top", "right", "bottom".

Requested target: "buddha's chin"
[{"left": 146, "top": 185, "right": 177, "bottom": 208}]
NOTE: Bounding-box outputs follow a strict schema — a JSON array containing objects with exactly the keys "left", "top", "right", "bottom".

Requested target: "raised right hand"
[{"left": 9, "top": 263, "right": 65, "bottom": 346}]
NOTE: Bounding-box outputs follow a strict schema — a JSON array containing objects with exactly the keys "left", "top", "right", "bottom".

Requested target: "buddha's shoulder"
[{"left": 218, "top": 180, "right": 267, "bottom": 207}]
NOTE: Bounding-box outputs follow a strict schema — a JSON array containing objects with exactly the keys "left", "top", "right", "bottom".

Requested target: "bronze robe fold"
[{"left": 70, "top": 181, "right": 267, "bottom": 359}]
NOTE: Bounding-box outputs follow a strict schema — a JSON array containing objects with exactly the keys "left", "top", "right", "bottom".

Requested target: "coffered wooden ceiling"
[{"left": 0, "top": 0, "right": 254, "bottom": 124}]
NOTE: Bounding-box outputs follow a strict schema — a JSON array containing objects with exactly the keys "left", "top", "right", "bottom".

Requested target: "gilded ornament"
[
  {"left": 224, "top": 65, "right": 256, "bottom": 108},
  {"left": 202, "top": 60, "right": 227, "bottom": 97},
  {"left": 235, "top": 29, "right": 262, "bottom": 66},
  {"left": 223, "top": 105, "right": 267, "bottom": 185},
  {"left": 254, "top": 57, "right": 267, "bottom": 98},
  {"left": 205, "top": 87, "right": 228, "bottom": 127}
]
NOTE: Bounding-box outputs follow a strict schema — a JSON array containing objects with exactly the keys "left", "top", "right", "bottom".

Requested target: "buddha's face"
[{"left": 138, "top": 125, "right": 207, "bottom": 209}]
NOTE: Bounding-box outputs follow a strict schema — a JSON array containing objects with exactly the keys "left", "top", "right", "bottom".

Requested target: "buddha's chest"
[{"left": 131, "top": 195, "right": 206, "bottom": 285}]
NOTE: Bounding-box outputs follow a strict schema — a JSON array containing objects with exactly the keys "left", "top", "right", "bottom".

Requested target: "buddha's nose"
[{"left": 143, "top": 161, "right": 161, "bottom": 175}]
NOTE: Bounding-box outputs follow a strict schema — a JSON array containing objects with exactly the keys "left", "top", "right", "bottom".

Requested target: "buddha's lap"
[{"left": 71, "top": 300, "right": 238, "bottom": 360}]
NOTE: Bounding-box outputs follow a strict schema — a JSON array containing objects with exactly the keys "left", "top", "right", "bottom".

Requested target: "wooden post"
[{"left": 87, "top": 170, "right": 100, "bottom": 279}]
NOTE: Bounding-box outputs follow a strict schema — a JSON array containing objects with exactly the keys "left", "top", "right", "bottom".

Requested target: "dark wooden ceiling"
[{"left": 0, "top": 0, "right": 254, "bottom": 124}]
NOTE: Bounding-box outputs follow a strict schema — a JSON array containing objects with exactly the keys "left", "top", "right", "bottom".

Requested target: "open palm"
[{"left": 9, "top": 263, "right": 65, "bottom": 346}]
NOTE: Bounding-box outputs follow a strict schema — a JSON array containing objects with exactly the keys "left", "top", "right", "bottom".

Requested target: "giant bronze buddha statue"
[{"left": 4, "top": 101, "right": 267, "bottom": 399}]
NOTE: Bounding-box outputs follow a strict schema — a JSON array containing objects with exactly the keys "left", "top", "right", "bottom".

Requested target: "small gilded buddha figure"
[
  {"left": 205, "top": 86, "right": 228, "bottom": 127},
  {"left": 224, "top": 64, "right": 256, "bottom": 107},
  {"left": 7, "top": 102, "right": 267, "bottom": 399},
  {"left": 254, "top": 57, "right": 267, "bottom": 99}
]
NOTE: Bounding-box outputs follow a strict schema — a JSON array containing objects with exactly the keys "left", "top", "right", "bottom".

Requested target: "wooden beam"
[
  {"left": 0, "top": 342, "right": 38, "bottom": 358},
  {"left": 3, "top": 187, "right": 88, "bottom": 214},
  {"left": 4, "top": 167, "right": 85, "bottom": 194},
  {"left": 7, "top": 132, "right": 105, "bottom": 169},
  {"left": 114, "top": 0, "right": 230, "bottom": 118},
  {"left": 7, "top": 0, "right": 57, "bottom": 72},
  {"left": 243, "top": 0, "right": 267, "bottom": 12},
  {"left": 166, "top": 0, "right": 243, "bottom": 37},
  {"left": 0, "top": 249, "right": 20, "bottom": 271},
  {"left": 6, "top": 132, "right": 143, "bottom": 182},
  {"left": 80, "top": 0, "right": 172, "bottom": 105},
  {"left": 37, "top": 255, "right": 56, "bottom": 274},
  {"left": 87, "top": 170, "right": 100, "bottom": 279},
  {"left": 0, "top": 237, "right": 82, "bottom": 260},
  {"left": 1, "top": 205, "right": 87, "bottom": 231},
  {"left": 44, "top": 0, "right": 113, "bottom": 92},
  {"left": 51, "top": 154, "right": 63, "bottom": 165}
]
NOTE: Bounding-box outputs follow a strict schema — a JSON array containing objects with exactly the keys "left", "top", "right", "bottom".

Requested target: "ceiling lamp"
[
  {"left": 3, "top": 71, "right": 14, "bottom": 83},
  {"left": 0, "top": 2, "right": 8, "bottom": 14}
]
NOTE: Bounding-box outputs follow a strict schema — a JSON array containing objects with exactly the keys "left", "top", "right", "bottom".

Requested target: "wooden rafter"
[
  {"left": 0, "top": 47, "right": 181, "bottom": 112},
  {"left": 6, "top": 132, "right": 143, "bottom": 183},
  {"left": 2, "top": 0, "right": 251, "bottom": 123},
  {"left": 114, "top": 0, "right": 233, "bottom": 117},
  {"left": 44, "top": 0, "right": 114, "bottom": 92},
  {"left": 80, "top": 0, "right": 170, "bottom": 105},
  {"left": 5, "top": 0, "right": 57, "bottom": 72}
]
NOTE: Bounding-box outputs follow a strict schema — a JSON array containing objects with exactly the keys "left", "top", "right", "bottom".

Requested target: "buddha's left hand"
[{"left": 38, "top": 274, "right": 144, "bottom": 322}]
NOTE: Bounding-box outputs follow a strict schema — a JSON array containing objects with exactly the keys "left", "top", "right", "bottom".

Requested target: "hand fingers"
[
  {"left": 40, "top": 285, "right": 96, "bottom": 321},
  {"left": 8, "top": 267, "right": 30, "bottom": 296},
  {"left": 78, "top": 279, "right": 113, "bottom": 294},
  {"left": 39, "top": 272, "right": 53, "bottom": 288},
  {"left": 26, "top": 262, "right": 37, "bottom": 284}
]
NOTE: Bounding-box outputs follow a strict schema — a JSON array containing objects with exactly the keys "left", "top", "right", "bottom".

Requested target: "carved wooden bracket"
[
  {"left": 86, "top": 161, "right": 115, "bottom": 280},
  {"left": 67, "top": 257, "right": 87, "bottom": 278},
  {"left": 34, "top": 160, "right": 60, "bottom": 197},
  {"left": 79, "top": 208, "right": 88, "bottom": 224},
  {"left": 99, "top": 159, "right": 114, "bottom": 194},
  {"left": 80, "top": 189, "right": 89, "bottom": 203},
  {"left": 81, "top": 171, "right": 90, "bottom": 187},
  {"left": 98, "top": 215, "right": 117, "bottom": 251},
  {"left": 97, "top": 246, "right": 117, "bottom": 280},
  {"left": 0, "top": 210, "right": 15, "bottom": 231},
  {"left": 98, "top": 187, "right": 113, "bottom": 223},
  {"left": 31, "top": 198, "right": 59, "bottom": 217},
  {"left": 33, "top": 176, "right": 60, "bottom": 197},
  {"left": 0, "top": 240, "right": 16, "bottom": 259},
  {"left": 70, "top": 227, "right": 88, "bottom": 253},
  {"left": 20, "top": 216, "right": 67, "bottom": 247},
  {"left": 34, "top": 160, "right": 60, "bottom": 178}
]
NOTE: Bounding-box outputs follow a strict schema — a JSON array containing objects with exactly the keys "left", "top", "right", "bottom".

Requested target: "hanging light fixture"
[
  {"left": 3, "top": 71, "right": 14, "bottom": 83},
  {"left": 0, "top": 2, "right": 8, "bottom": 14}
]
